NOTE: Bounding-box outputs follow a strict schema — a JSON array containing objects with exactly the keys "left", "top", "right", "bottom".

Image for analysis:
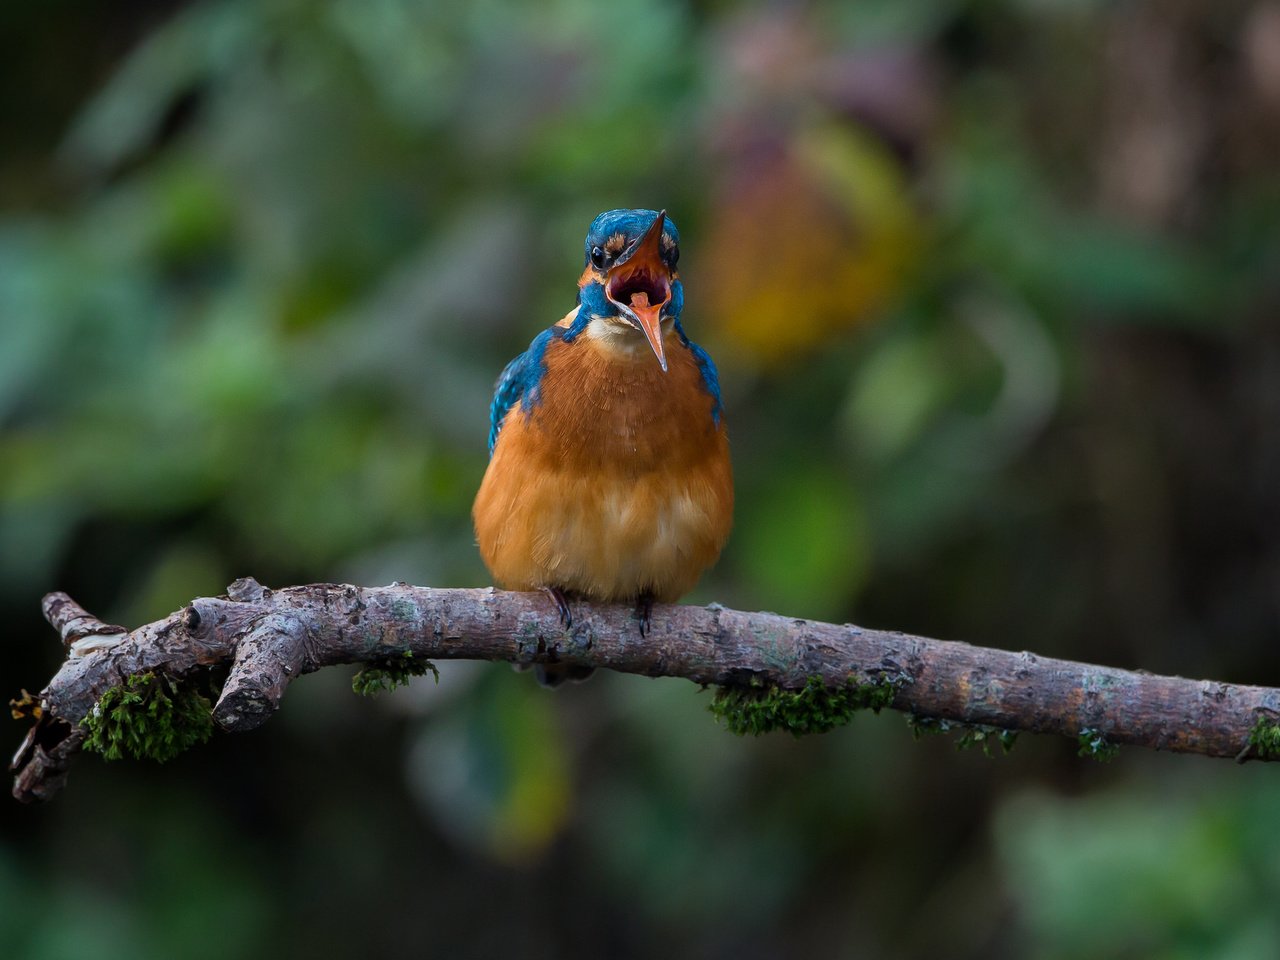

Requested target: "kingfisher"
[{"left": 473, "top": 208, "right": 733, "bottom": 685}]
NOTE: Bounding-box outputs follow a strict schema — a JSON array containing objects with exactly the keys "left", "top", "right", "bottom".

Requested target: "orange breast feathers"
[{"left": 472, "top": 330, "right": 732, "bottom": 603}]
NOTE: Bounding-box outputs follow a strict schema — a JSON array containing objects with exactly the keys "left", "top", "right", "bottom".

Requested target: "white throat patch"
[{"left": 583, "top": 313, "right": 674, "bottom": 362}]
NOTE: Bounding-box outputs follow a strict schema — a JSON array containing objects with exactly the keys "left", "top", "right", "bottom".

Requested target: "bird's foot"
[
  {"left": 544, "top": 586, "right": 572, "bottom": 629},
  {"left": 536, "top": 586, "right": 591, "bottom": 686},
  {"left": 635, "top": 593, "right": 654, "bottom": 637}
]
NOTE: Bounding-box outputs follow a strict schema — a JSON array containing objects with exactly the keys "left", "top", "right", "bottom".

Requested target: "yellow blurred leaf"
[{"left": 703, "top": 120, "right": 921, "bottom": 366}]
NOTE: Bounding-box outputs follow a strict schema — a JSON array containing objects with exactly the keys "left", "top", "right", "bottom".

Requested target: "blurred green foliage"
[
  {"left": 998, "top": 773, "right": 1280, "bottom": 959},
  {"left": 3, "top": 0, "right": 1279, "bottom": 957}
]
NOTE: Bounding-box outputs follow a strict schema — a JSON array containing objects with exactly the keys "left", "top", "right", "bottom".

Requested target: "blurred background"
[{"left": 3, "top": 0, "right": 1280, "bottom": 956}]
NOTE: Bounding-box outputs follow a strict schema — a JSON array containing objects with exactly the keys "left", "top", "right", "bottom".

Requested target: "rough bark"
[{"left": 11, "top": 579, "right": 1280, "bottom": 801}]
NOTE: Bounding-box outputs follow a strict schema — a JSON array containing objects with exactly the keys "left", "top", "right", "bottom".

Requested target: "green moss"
[
  {"left": 907, "top": 715, "right": 1018, "bottom": 755},
  {"left": 352, "top": 651, "right": 439, "bottom": 696},
  {"left": 906, "top": 714, "right": 953, "bottom": 739},
  {"left": 957, "top": 725, "right": 1019, "bottom": 755},
  {"left": 81, "top": 672, "right": 214, "bottom": 762},
  {"left": 1247, "top": 716, "right": 1280, "bottom": 759},
  {"left": 709, "top": 673, "right": 907, "bottom": 737},
  {"left": 1077, "top": 727, "right": 1120, "bottom": 762}
]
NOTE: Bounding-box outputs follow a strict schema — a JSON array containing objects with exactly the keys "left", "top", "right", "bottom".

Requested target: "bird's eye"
[
  {"left": 591, "top": 246, "right": 608, "bottom": 269},
  {"left": 663, "top": 244, "right": 680, "bottom": 269}
]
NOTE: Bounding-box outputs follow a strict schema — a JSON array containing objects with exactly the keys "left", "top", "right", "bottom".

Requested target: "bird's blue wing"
[
  {"left": 488, "top": 327, "right": 560, "bottom": 455},
  {"left": 674, "top": 322, "right": 724, "bottom": 427}
]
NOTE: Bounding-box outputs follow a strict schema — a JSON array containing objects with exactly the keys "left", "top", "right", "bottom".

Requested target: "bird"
[{"left": 473, "top": 208, "right": 733, "bottom": 686}]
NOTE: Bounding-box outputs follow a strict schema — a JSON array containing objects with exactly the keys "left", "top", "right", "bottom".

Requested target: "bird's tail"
[{"left": 534, "top": 663, "right": 596, "bottom": 687}]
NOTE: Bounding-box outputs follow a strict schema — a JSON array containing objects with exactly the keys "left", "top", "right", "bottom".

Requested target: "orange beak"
[{"left": 605, "top": 210, "right": 673, "bottom": 372}]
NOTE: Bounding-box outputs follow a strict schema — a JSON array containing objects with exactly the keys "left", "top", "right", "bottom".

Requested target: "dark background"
[{"left": 3, "top": 1, "right": 1280, "bottom": 957}]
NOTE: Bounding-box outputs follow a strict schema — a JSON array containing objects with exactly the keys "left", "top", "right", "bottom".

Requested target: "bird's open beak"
[{"left": 606, "top": 210, "right": 672, "bottom": 372}]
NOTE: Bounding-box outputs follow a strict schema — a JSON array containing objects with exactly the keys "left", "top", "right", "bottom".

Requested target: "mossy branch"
[
  {"left": 11, "top": 580, "right": 1280, "bottom": 802},
  {"left": 352, "top": 652, "right": 439, "bottom": 697},
  {"left": 709, "top": 674, "right": 906, "bottom": 736},
  {"left": 81, "top": 672, "right": 214, "bottom": 762}
]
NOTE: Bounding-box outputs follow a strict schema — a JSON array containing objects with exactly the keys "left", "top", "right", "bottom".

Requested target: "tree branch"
[{"left": 11, "top": 579, "right": 1280, "bottom": 801}]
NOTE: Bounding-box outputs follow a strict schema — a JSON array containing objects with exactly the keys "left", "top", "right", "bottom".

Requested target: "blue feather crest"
[{"left": 585, "top": 209, "right": 680, "bottom": 263}]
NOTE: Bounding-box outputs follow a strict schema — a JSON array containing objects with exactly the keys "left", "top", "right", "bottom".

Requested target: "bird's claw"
[
  {"left": 544, "top": 586, "right": 572, "bottom": 629},
  {"left": 635, "top": 593, "right": 654, "bottom": 637}
]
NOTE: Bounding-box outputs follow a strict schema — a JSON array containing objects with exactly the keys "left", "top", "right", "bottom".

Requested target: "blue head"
[{"left": 574, "top": 208, "right": 684, "bottom": 371}]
